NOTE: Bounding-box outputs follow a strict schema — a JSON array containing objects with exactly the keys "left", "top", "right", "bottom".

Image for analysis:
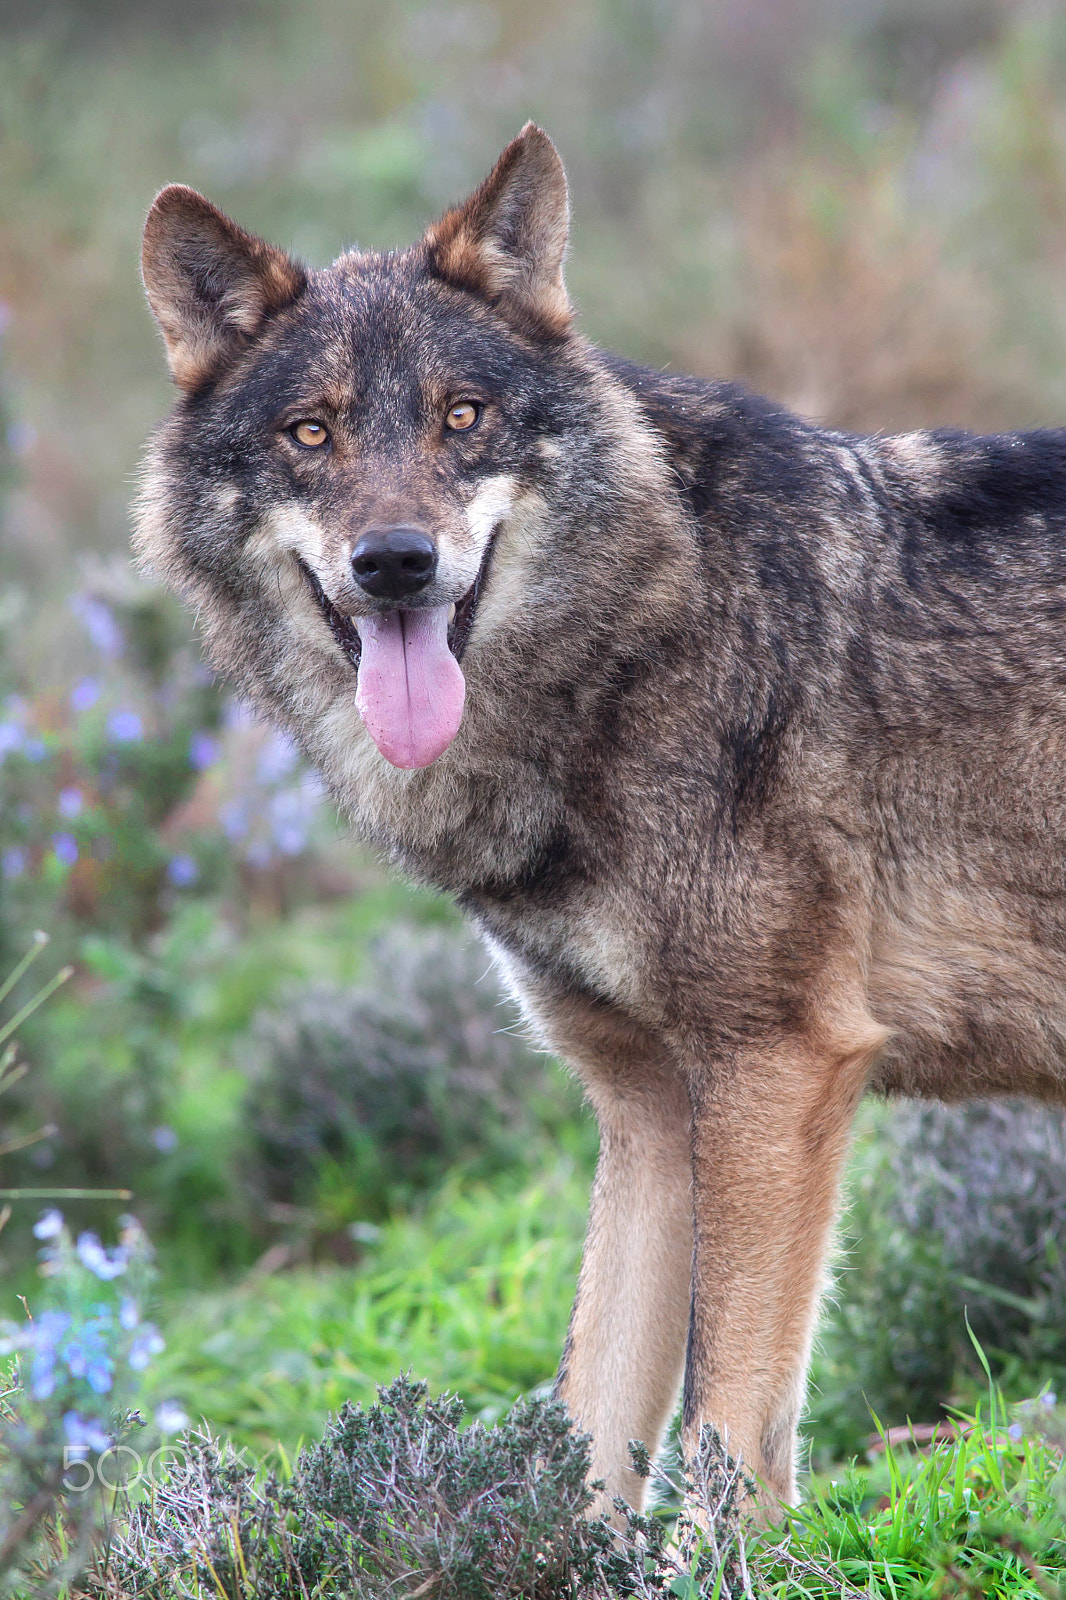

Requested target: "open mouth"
[
  {"left": 295, "top": 535, "right": 497, "bottom": 673},
  {"left": 293, "top": 535, "right": 498, "bottom": 770}
]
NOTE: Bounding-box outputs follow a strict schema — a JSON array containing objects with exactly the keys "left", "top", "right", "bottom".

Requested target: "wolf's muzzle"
[{"left": 351, "top": 526, "right": 438, "bottom": 601}]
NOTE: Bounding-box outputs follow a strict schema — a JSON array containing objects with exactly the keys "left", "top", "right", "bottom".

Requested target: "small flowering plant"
[
  {"left": 0, "top": 580, "right": 336, "bottom": 949},
  {"left": 0, "top": 585, "right": 225, "bottom": 939},
  {"left": 0, "top": 1211, "right": 178, "bottom": 1460},
  {"left": 0, "top": 1210, "right": 186, "bottom": 1589}
]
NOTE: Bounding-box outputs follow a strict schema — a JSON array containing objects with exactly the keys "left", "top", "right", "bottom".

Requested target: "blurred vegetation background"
[{"left": 2, "top": 0, "right": 1066, "bottom": 1473}]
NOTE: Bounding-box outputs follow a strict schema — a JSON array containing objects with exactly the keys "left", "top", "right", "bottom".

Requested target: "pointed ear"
[
  {"left": 424, "top": 124, "right": 571, "bottom": 337},
  {"left": 142, "top": 186, "right": 306, "bottom": 391}
]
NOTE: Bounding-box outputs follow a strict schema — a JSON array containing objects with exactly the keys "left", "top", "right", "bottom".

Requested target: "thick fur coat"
[{"left": 138, "top": 125, "right": 1066, "bottom": 1512}]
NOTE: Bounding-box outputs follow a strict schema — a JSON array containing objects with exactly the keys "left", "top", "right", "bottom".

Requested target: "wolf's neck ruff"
[{"left": 353, "top": 606, "right": 465, "bottom": 769}]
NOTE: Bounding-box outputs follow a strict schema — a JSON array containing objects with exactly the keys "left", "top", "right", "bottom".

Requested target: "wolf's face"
[{"left": 139, "top": 126, "right": 601, "bottom": 771}]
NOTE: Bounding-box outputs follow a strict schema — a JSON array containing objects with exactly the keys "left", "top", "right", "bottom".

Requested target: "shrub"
[
  {"left": 0, "top": 569, "right": 342, "bottom": 967},
  {"left": 886, "top": 1098, "right": 1066, "bottom": 1362},
  {"left": 241, "top": 924, "right": 569, "bottom": 1231},
  {"left": 106, "top": 1378, "right": 605, "bottom": 1599},
  {"left": 811, "top": 1098, "right": 1066, "bottom": 1461},
  {"left": 0, "top": 1211, "right": 183, "bottom": 1599},
  {"left": 102, "top": 1376, "right": 755, "bottom": 1600}
]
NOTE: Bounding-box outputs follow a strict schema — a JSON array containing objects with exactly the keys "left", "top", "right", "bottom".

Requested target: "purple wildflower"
[
  {"left": 155, "top": 1400, "right": 189, "bottom": 1434},
  {"left": 29, "top": 1310, "right": 72, "bottom": 1400},
  {"left": 275, "top": 824, "right": 307, "bottom": 856},
  {"left": 57, "top": 787, "right": 83, "bottom": 818},
  {"left": 1, "top": 847, "right": 26, "bottom": 879},
  {"left": 0, "top": 722, "right": 23, "bottom": 758},
  {"left": 188, "top": 731, "right": 219, "bottom": 770},
  {"left": 32, "top": 1209, "right": 64, "bottom": 1241},
  {"left": 256, "top": 730, "right": 299, "bottom": 784},
  {"left": 220, "top": 801, "right": 249, "bottom": 840},
  {"left": 106, "top": 709, "right": 143, "bottom": 743},
  {"left": 72, "top": 596, "right": 124, "bottom": 658},
  {"left": 63, "top": 1315, "right": 114, "bottom": 1394},
  {"left": 165, "top": 854, "right": 199, "bottom": 888},
  {"left": 268, "top": 792, "right": 309, "bottom": 855},
  {"left": 76, "top": 1231, "right": 128, "bottom": 1281},
  {"left": 70, "top": 676, "right": 100, "bottom": 712},
  {"left": 63, "top": 1411, "right": 112, "bottom": 1454},
  {"left": 269, "top": 786, "right": 314, "bottom": 855},
  {"left": 51, "top": 833, "right": 79, "bottom": 867},
  {"left": 128, "top": 1323, "right": 164, "bottom": 1371}
]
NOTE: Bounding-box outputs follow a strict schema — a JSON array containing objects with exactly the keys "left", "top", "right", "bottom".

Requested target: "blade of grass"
[
  {"left": 0, "top": 1187, "right": 133, "bottom": 1200},
  {"left": 0, "top": 1123, "right": 58, "bottom": 1156},
  {"left": 0, "top": 931, "right": 49, "bottom": 1010},
  {"left": 0, "top": 965, "right": 74, "bottom": 1048}
]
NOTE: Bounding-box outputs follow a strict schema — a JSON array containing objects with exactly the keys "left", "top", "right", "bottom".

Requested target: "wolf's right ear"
[
  {"left": 424, "top": 124, "right": 571, "bottom": 337},
  {"left": 142, "top": 187, "right": 306, "bottom": 392}
]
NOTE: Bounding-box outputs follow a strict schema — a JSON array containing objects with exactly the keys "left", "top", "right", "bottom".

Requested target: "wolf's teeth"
[{"left": 448, "top": 603, "right": 457, "bottom": 622}]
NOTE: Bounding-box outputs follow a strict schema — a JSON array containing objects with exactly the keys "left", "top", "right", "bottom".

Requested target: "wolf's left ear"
[
  {"left": 142, "top": 186, "right": 306, "bottom": 391},
  {"left": 424, "top": 124, "right": 571, "bottom": 337}
]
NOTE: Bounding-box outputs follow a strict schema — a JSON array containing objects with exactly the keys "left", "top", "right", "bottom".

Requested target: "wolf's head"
[
  {"left": 138, "top": 126, "right": 681, "bottom": 865},
  {"left": 140, "top": 127, "right": 577, "bottom": 767}
]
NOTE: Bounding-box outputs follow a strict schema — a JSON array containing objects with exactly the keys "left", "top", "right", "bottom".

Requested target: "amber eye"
[
  {"left": 445, "top": 401, "right": 481, "bottom": 433},
  {"left": 290, "top": 419, "right": 330, "bottom": 449}
]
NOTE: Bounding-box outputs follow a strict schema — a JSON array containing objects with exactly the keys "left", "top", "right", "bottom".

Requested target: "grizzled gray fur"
[{"left": 138, "top": 124, "right": 1066, "bottom": 1515}]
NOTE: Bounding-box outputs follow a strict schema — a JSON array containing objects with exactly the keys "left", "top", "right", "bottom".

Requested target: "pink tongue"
[{"left": 354, "top": 606, "right": 465, "bottom": 769}]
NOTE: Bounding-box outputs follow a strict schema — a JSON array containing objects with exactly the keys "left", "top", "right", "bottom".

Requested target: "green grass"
[
  {"left": 756, "top": 1404, "right": 1066, "bottom": 1599},
  {"left": 143, "top": 1156, "right": 590, "bottom": 1459},
  {"left": 7, "top": 1138, "right": 1066, "bottom": 1596},
  {"left": 2, "top": 871, "right": 464, "bottom": 1291},
  {"left": 129, "top": 1144, "right": 1066, "bottom": 1597}
]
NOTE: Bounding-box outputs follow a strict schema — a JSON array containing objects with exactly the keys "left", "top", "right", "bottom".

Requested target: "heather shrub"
[
  {"left": 886, "top": 1099, "right": 1066, "bottom": 1360},
  {"left": 811, "top": 1098, "right": 1066, "bottom": 1459},
  {"left": 102, "top": 1376, "right": 754, "bottom": 1600},
  {"left": 106, "top": 1379, "right": 623, "bottom": 1599},
  {"left": 241, "top": 924, "right": 570, "bottom": 1230}
]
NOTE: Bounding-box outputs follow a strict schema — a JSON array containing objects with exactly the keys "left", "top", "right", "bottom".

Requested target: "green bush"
[
  {"left": 103, "top": 1377, "right": 663, "bottom": 1600},
  {"left": 241, "top": 924, "right": 570, "bottom": 1231},
  {"left": 810, "top": 1098, "right": 1066, "bottom": 1461},
  {"left": 886, "top": 1099, "right": 1066, "bottom": 1362}
]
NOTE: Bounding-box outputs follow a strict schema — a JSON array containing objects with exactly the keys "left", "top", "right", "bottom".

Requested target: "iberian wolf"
[{"left": 138, "top": 124, "right": 1066, "bottom": 1513}]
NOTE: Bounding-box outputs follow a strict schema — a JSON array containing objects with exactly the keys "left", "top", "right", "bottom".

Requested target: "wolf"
[{"left": 137, "top": 123, "right": 1066, "bottom": 1514}]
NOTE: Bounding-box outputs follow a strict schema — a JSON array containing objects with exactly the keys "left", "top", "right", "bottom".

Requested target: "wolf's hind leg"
[{"left": 553, "top": 1065, "right": 693, "bottom": 1513}]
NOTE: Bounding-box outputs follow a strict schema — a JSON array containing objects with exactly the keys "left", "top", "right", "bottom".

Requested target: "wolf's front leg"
[
  {"left": 681, "top": 1025, "right": 881, "bottom": 1513},
  {"left": 554, "top": 1068, "right": 693, "bottom": 1512}
]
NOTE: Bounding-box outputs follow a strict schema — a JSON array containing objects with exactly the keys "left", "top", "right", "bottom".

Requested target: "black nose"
[{"left": 351, "top": 527, "right": 438, "bottom": 600}]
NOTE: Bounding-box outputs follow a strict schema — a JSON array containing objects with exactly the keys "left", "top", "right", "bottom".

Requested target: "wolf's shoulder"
[
  {"left": 595, "top": 351, "right": 865, "bottom": 529},
  {"left": 598, "top": 351, "right": 820, "bottom": 449}
]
